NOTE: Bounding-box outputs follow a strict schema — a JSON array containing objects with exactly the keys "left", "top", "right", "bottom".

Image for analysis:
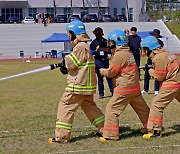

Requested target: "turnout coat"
[
  {"left": 100, "top": 45, "right": 141, "bottom": 95},
  {"left": 149, "top": 48, "right": 180, "bottom": 91}
]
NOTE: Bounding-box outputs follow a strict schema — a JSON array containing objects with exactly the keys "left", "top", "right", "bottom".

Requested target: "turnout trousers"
[
  {"left": 55, "top": 91, "right": 104, "bottom": 143},
  {"left": 147, "top": 89, "right": 180, "bottom": 131},
  {"left": 103, "top": 92, "right": 150, "bottom": 140}
]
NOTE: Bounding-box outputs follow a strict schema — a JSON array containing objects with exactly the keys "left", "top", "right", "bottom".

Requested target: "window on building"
[
  {"left": 129, "top": 8, "right": 133, "bottom": 22},
  {"left": 100, "top": 7, "right": 106, "bottom": 15},
  {"left": 80, "top": 7, "right": 89, "bottom": 18},
  {"left": 113, "top": 8, "right": 117, "bottom": 16},
  {"left": 1, "top": 8, "right": 23, "bottom": 21},
  {"left": 121, "top": 8, "right": 125, "bottom": 15},
  {"left": 46, "top": 8, "right": 54, "bottom": 15},
  {"left": 29, "top": 8, "right": 37, "bottom": 19},
  {"left": 64, "top": 8, "right": 71, "bottom": 15}
]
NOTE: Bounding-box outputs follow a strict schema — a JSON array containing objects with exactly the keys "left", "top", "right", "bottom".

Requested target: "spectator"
[
  {"left": 35, "top": 13, "right": 38, "bottom": 23},
  {"left": 124, "top": 29, "right": 130, "bottom": 43},
  {"left": 141, "top": 29, "right": 164, "bottom": 96},
  {"left": 124, "top": 29, "right": 130, "bottom": 36},
  {"left": 42, "top": 13, "right": 47, "bottom": 27},
  {"left": 90, "top": 27, "right": 113, "bottom": 99},
  {"left": 128, "top": 27, "right": 142, "bottom": 79},
  {"left": 150, "top": 29, "right": 164, "bottom": 47}
]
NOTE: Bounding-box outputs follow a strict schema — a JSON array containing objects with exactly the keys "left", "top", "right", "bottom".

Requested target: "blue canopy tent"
[
  {"left": 137, "top": 31, "right": 167, "bottom": 39},
  {"left": 137, "top": 31, "right": 151, "bottom": 39},
  {"left": 41, "top": 33, "right": 70, "bottom": 43},
  {"left": 41, "top": 33, "right": 71, "bottom": 58}
]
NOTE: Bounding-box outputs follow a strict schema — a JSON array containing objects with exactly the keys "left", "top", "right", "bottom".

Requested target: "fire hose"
[{"left": 0, "top": 64, "right": 152, "bottom": 82}]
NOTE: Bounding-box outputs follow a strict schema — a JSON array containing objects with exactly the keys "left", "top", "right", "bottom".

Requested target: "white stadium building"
[{"left": 0, "top": 0, "right": 147, "bottom": 22}]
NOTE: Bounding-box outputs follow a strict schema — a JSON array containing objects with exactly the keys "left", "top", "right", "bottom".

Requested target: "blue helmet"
[
  {"left": 66, "top": 20, "right": 86, "bottom": 35},
  {"left": 108, "top": 30, "right": 127, "bottom": 46},
  {"left": 141, "top": 36, "right": 160, "bottom": 50}
]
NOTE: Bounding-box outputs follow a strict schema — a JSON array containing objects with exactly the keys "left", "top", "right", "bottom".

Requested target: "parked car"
[
  {"left": 68, "top": 15, "right": 81, "bottom": 22},
  {"left": 22, "top": 16, "right": 36, "bottom": 24},
  {"left": 55, "top": 15, "right": 67, "bottom": 23},
  {"left": 0, "top": 16, "right": 5, "bottom": 23},
  {"left": 114, "top": 15, "right": 127, "bottom": 22},
  {"left": 81, "top": 14, "right": 98, "bottom": 22},
  {"left": 99, "top": 14, "right": 113, "bottom": 22},
  {"left": 7, "top": 16, "right": 21, "bottom": 23}
]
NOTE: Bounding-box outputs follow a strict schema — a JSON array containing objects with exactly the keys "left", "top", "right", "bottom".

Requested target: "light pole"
[
  {"left": 98, "top": 0, "right": 100, "bottom": 19},
  {"left": 70, "top": 0, "right": 73, "bottom": 15},
  {"left": 82, "top": 0, "right": 85, "bottom": 17},
  {"left": 126, "top": 0, "right": 129, "bottom": 22},
  {"left": 53, "top": 0, "right": 56, "bottom": 17},
  {"left": 108, "top": 0, "right": 110, "bottom": 14}
]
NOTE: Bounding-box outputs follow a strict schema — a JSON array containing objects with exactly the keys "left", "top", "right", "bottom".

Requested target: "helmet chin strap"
[{"left": 147, "top": 48, "right": 152, "bottom": 57}]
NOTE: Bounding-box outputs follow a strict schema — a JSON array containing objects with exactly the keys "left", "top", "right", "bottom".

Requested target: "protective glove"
[
  {"left": 59, "top": 66, "right": 68, "bottom": 75},
  {"left": 149, "top": 68, "right": 154, "bottom": 77},
  {"left": 58, "top": 61, "right": 68, "bottom": 75},
  {"left": 99, "top": 68, "right": 105, "bottom": 76}
]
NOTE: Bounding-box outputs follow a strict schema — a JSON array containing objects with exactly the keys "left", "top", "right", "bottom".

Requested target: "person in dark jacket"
[
  {"left": 128, "top": 27, "right": 141, "bottom": 78},
  {"left": 90, "top": 27, "right": 113, "bottom": 99},
  {"left": 141, "top": 29, "right": 164, "bottom": 96}
]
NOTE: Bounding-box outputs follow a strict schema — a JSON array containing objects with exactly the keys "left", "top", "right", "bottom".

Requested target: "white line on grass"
[
  {"left": 47, "top": 145, "right": 180, "bottom": 154},
  {"left": 0, "top": 121, "right": 179, "bottom": 134}
]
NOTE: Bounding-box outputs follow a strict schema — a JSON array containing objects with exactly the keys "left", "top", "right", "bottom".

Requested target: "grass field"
[
  {"left": 165, "top": 22, "right": 180, "bottom": 39},
  {"left": 0, "top": 59, "right": 179, "bottom": 154}
]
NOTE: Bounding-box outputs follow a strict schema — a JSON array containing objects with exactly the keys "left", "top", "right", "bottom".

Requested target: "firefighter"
[
  {"left": 141, "top": 29, "right": 164, "bottom": 96},
  {"left": 141, "top": 36, "right": 180, "bottom": 139},
  {"left": 49, "top": 21, "right": 104, "bottom": 143},
  {"left": 99, "top": 30, "right": 150, "bottom": 142}
]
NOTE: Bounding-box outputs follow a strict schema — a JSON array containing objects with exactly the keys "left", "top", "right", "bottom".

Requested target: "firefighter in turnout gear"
[
  {"left": 141, "top": 36, "right": 180, "bottom": 139},
  {"left": 99, "top": 30, "right": 150, "bottom": 142},
  {"left": 49, "top": 21, "right": 104, "bottom": 143}
]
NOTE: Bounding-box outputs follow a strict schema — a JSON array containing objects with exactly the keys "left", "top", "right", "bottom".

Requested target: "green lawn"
[
  {"left": 165, "top": 22, "right": 180, "bottom": 39},
  {"left": 0, "top": 60, "right": 179, "bottom": 154}
]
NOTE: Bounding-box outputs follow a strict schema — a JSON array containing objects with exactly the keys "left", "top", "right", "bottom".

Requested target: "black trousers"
[
  {"left": 143, "top": 58, "right": 159, "bottom": 92},
  {"left": 133, "top": 54, "right": 140, "bottom": 79}
]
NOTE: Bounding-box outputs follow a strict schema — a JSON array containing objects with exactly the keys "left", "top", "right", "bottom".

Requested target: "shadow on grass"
[
  {"left": 71, "top": 126, "right": 144, "bottom": 142},
  {"left": 103, "top": 95, "right": 113, "bottom": 99},
  {"left": 119, "top": 126, "right": 143, "bottom": 140},
  {"left": 71, "top": 132, "right": 96, "bottom": 142},
  {"left": 163, "top": 124, "right": 180, "bottom": 137}
]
